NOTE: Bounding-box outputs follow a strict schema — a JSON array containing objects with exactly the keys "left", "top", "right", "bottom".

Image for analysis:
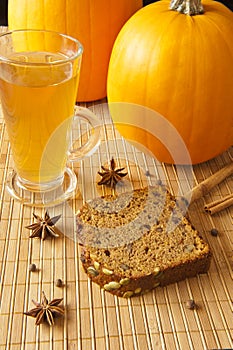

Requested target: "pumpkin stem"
[{"left": 169, "top": 0, "right": 204, "bottom": 15}]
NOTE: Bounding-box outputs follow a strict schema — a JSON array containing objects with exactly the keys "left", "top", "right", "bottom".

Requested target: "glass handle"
[{"left": 68, "top": 106, "right": 102, "bottom": 162}]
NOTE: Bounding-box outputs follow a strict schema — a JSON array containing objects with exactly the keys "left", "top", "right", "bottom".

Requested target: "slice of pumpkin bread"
[{"left": 76, "top": 185, "right": 211, "bottom": 297}]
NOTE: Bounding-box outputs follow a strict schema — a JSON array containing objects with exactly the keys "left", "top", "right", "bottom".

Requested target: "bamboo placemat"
[{"left": 0, "top": 97, "right": 232, "bottom": 350}]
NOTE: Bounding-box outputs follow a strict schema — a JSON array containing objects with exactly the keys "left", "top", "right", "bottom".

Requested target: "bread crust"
[{"left": 77, "top": 186, "right": 212, "bottom": 297}]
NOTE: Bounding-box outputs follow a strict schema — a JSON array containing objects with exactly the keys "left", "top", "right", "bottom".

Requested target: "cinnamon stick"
[
  {"left": 204, "top": 193, "right": 233, "bottom": 215},
  {"left": 186, "top": 162, "right": 233, "bottom": 203}
]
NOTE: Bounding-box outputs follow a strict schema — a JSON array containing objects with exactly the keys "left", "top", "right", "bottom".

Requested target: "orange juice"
[{"left": 0, "top": 51, "right": 80, "bottom": 185}]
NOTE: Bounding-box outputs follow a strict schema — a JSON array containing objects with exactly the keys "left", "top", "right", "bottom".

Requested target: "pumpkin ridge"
[
  {"left": 200, "top": 10, "right": 233, "bottom": 59},
  {"left": 65, "top": 0, "right": 68, "bottom": 34}
]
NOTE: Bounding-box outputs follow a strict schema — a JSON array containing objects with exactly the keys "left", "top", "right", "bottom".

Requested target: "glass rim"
[{"left": 0, "top": 29, "right": 83, "bottom": 66}]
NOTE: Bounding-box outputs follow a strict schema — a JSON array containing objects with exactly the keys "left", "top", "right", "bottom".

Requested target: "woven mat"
[{"left": 0, "top": 98, "right": 232, "bottom": 350}]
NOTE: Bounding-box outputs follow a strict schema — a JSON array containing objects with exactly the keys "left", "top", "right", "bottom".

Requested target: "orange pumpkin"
[
  {"left": 107, "top": 0, "right": 233, "bottom": 164},
  {"left": 8, "top": 0, "right": 142, "bottom": 102}
]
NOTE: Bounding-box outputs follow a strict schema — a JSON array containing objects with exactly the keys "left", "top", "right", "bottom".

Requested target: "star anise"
[
  {"left": 24, "top": 291, "right": 64, "bottom": 326},
  {"left": 98, "top": 157, "right": 127, "bottom": 188},
  {"left": 25, "top": 211, "right": 61, "bottom": 240}
]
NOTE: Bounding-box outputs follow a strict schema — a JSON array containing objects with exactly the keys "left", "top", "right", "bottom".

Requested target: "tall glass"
[{"left": 0, "top": 30, "right": 101, "bottom": 207}]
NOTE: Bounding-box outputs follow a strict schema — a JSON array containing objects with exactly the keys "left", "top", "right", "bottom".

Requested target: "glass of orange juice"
[{"left": 0, "top": 29, "right": 101, "bottom": 207}]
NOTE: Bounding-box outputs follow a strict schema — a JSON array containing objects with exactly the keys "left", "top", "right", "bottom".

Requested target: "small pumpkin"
[
  {"left": 8, "top": 0, "right": 142, "bottom": 102},
  {"left": 107, "top": 0, "right": 233, "bottom": 164}
]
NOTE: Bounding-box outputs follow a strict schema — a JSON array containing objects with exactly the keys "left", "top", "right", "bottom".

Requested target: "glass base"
[{"left": 6, "top": 167, "right": 78, "bottom": 207}]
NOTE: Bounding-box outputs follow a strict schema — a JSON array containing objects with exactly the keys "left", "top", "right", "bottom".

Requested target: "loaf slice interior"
[{"left": 76, "top": 185, "right": 211, "bottom": 297}]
